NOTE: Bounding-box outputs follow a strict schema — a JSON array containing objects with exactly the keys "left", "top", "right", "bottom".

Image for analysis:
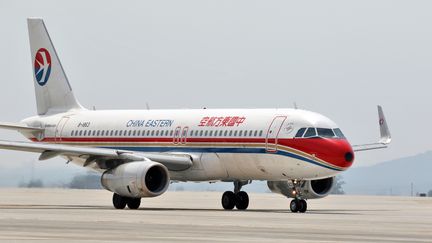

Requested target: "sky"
[{"left": 0, "top": 0, "right": 430, "bottom": 180}]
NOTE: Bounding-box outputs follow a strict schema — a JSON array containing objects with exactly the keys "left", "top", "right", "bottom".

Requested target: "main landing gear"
[
  {"left": 289, "top": 180, "right": 307, "bottom": 213},
  {"left": 112, "top": 193, "right": 141, "bottom": 209},
  {"left": 221, "top": 180, "right": 250, "bottom": 210}
]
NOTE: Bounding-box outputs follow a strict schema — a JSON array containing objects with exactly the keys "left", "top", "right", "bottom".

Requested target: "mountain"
[{"left": 343, "top": 151, "right": 432, "bottom": 196}]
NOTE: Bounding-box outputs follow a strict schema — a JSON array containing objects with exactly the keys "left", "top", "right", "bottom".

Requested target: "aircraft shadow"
[{"left": 0, "top": 204, "right": 393, "bottom": 215}]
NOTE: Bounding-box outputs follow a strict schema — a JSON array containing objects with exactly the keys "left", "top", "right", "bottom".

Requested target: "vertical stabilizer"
[{"left": 27, "top": 18, "right": 84, "bottom": 115}]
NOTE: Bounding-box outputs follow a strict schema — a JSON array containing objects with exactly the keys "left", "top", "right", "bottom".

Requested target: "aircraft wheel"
[
  {"left": 290, "top": 199, "right": 299, "bottom": 213},
  {"left": 112, "top": 193, "right": 127, "bottom": 209},
  {"left": 127, "top": 198, "right": 141, "bottom": 209},
  {"left": 298, "top": 199, "right": 307, "bottom": 213},
  {"left": 235, "top": 191, "right": 249, "bottom": 210},
  {"left": 221, "top": 191, "right": 236, "bottom": 210}
]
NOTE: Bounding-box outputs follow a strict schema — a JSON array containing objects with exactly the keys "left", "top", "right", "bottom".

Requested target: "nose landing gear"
[
  {"left": 221, "top": 180, "right": 251, "bottom": 210},
  {"left": 290, "top": 180, "right": 308, "bottom": 213},
  {"left": 290, "top": 199, "right": 307, "bottom": 213}
]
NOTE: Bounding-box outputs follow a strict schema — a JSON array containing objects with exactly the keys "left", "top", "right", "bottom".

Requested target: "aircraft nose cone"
[
  {"left": 325, "top": 139, "right": 354, "bottom": 169},
  {"left": 344, "top": 151, "right": 354, "bottom": 163}
]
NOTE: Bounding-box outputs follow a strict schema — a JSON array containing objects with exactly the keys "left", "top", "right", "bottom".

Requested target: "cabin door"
[
  {"left": 265, "top": 116, "right": 287, "bottom": 152},
  {"left": 55, "top": 117, "right": 70, "bottom": 143}
]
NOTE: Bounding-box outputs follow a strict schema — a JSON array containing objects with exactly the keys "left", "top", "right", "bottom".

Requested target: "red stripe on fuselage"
[{"left": 29, "top": 137, "right": 354, "bottom": 169}]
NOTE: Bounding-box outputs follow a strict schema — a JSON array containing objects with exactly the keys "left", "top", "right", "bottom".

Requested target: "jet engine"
[
  {"left": 267, "top": 177, "right": 334, "bottom": 199},
  {"left": 101, "top": 160, "right": 170, "bottom": 198}
]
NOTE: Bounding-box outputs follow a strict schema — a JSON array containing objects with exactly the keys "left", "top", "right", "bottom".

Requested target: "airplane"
[{"left": 0, "top": 18, "right": 391, "bottom": 213}]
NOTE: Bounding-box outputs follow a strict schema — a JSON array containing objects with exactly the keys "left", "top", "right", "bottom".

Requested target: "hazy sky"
[{"left": 0, "top": 0, "right": 430, "bottom": 176}]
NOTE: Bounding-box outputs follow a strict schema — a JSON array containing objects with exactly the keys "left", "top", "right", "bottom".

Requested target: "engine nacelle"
[
  {"left": 267, "top": 177, "right": 335, "bottom": 199},
  {"left": 101, "top": 160, "right": 170, "bottom": 198}
]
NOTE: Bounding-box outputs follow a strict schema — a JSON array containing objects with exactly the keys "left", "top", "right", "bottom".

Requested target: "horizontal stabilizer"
[{"left": 0, "top": 122, "right": 44, "bottom": 132}]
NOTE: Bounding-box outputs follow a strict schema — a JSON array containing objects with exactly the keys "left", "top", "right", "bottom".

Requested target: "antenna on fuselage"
[
  {"left": 146, "top": 102, "right": 150, "bottom": 110},
  {"left": 293, "top": 102, "right": 298, "bottom": 109}
]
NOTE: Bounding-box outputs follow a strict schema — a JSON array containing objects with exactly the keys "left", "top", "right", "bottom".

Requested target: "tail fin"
[{"left": 27, "top": 18, "right": 84, "bottom": 115}]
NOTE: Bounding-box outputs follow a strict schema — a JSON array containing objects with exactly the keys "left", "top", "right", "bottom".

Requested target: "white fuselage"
[{"left": 21, "top": 108, "right": 354, "bottom": 181}]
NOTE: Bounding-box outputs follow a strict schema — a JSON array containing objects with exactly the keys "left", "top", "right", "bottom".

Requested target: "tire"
[
  {"left": 221, "top": 191, "right": 236, "bottom": 210},
  {"left": 127, "top": 198, "right": 141, "bottom": 209},
  {"left": 235, "top": 191, "right": 249, "bottom": 210},
  {"left": 290, "top": 199, "right": 299, "bottom": 213},
  {"left": 112, "top": 193, "right": 127, "bottom": 209},
  {"left": 298, "top": 199, "right": 307, "bottom": 213}
]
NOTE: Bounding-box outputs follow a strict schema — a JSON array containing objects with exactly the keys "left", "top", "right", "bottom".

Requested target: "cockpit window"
[
  {"left": 333, "top": 128, "right": 346, "bottom": 139},
  {"left": 317, "top": 128, "right": 336, "bottom": 138},
  {"left": 303, "top": 127, "right": 317, "bottom": 138},
  {"left": 295, "top": 128, "right": 306, "bottom": 138}
]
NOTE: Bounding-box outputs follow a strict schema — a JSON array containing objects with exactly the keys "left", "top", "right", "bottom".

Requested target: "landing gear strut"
[
  {"left": 289, "top": 180, "right": 307, "bottom": 213},
  {"left": 221, "top": 180, "right": 251, "bottom": 210},
  {"left": 112, "top": 193, "right": 141, "bottom": 209}
]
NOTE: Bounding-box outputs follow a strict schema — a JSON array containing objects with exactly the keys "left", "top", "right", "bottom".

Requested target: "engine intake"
[
  {"left": 267, "top": 177, "right": 334, "bottom": 199},
  {"left": 101, "top": 160, "right": 170, "bottom": 198}
]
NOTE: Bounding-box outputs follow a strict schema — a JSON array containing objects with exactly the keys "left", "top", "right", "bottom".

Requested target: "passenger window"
[
  {"left": 254, "top": 130, "right": 258, "bottom": 136},
  {"left": 151, "top": 130, "right": 155, "bottom": 136},
  {"left": 234, "top": 131, "right": 237, "bottom": 136},
  {"left": 219, "top": 130, "right": 223, "bottom": 136},
  {"left": 114, "top": 130, "right": 118, "bottom": 136},
  {"left": 209, "top": 131, "right": 213, "bottom": 136},
  {"left": 190, "top": 130, "right": 194, "bottom": 136},
  {"left": 249, "top": 131, "right": 253, "bottom": 136},
  {"left": 317, "top": 128, "right": 335, "bottom": 138},
  {"left": 79, "top": 130, "right": 82, "bottom": 136},
  {"left": 239, "top": 131, "right": 242, "bottom": 136},
  {"left": 304, "top": 128, "right": 317, "bottom": 138},
  {"left": 295, "top": 128, "right": 306, "bottom": 138},
  {"left": 224, "top": 130, "right": 228, "bottom": 136},
  {"left": 96, "top": 130, "right": 100, "bottom": 136},
  {"left": 71, "top": 130, "right": 74, "bottom": 136},
  {"left": 204, "top": 131, "right": 208, "bottom": 136},
  {"left": 170, "top": 130, "right": 174, "bottom": 136},
  {"left": 156, "top": 130, "right": 159, "bottom": 136},
  {"left": 259, "top": 130, "right": 263, "bottom": 137},
  {"left": 200, "top": 130, "right": 203, "bottom": 136}
]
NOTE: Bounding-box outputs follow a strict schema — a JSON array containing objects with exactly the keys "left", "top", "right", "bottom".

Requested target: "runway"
[{"left": 0, "top": 189, "right": 431, "bottom": 242}]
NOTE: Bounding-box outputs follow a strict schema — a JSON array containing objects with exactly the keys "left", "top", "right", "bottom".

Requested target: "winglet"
[
  {"left": 378, "top": 105, "right": 391, "bottom": 144},
  {"left": 352, "top": 105, "right": 392, "bottom": 152}
]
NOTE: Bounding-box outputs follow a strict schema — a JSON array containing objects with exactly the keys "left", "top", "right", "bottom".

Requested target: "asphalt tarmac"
[{"left": 0, "top": 188, "right": 431, "bottom": 242}]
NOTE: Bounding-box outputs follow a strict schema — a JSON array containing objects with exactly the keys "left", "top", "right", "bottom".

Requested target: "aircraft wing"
[
  {"left": 352, "top": 105, "right": 392, "bottom": 152},
  {"left": 0, "top": 140, "right": 192, "bottom": 171}
]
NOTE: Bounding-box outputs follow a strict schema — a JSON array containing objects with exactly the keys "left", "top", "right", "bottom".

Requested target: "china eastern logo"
[{"left": 34, "top": 48, "right": 51, "bottom": 86}]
